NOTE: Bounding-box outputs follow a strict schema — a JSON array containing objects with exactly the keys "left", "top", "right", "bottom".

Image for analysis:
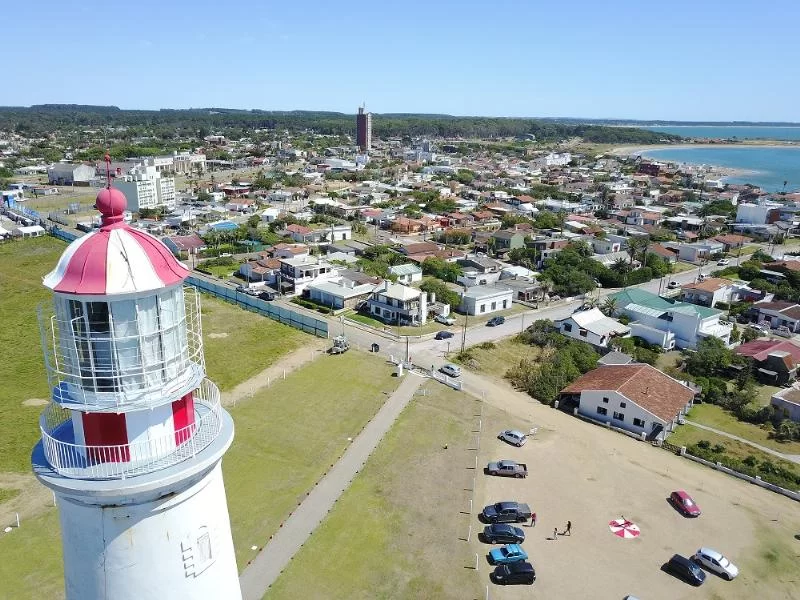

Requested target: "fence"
[
  {"left": 47, "top": 228, "right": 328, "bottom": 338},
  {"left": 186, "top": 276, "right": 329, "bottom": 338}
]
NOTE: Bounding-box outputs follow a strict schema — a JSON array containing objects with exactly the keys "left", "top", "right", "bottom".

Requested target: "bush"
[{"left": 477, "top": 341, "right": 496, "bottom": 350}]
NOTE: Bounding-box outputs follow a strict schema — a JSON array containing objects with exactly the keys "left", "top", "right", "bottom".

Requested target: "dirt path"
[{"left": 220, "top": 338, "right": 329, "bottom": 407}]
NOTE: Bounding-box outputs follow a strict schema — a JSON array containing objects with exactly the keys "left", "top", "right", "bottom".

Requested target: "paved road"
[
  {"left": 684, "top": 419, "right": 800, "bottom": 464},
  {"left": 238, "top": 372, "right": 424, "bottom": 600}
]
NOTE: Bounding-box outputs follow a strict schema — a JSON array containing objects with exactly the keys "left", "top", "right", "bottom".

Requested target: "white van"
[{"left": 439, "top": 364, "right": 462, "bottom": 378}]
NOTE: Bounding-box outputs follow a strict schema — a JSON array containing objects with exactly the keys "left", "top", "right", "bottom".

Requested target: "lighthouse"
[{"left": 31, "top": 170, "right": 242, "bottom": 600}]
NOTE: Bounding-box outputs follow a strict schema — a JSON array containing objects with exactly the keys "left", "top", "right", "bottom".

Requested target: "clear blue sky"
[{"left": 7, "top": 0, "right": 799, "bottom": 121}]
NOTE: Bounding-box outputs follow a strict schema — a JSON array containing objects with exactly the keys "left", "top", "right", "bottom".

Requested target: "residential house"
[
  {"left": 647, "top": 244, "right": 678, "bottom": 264},
  {"left": 679, "top": 278, "right": 761, "bottom": 308},
  {"left": 388, "top": 263, "right": 423, "bottom": 284},
  {"left": 736, "top": 201, "right": 782, "bottom": 224},
  {"left": 558, "top": 308, "right": 630, "bottom": 348},
  {"left": 490, "top": 230, "right": 526, "bottom": 252},
  {"left": 770, "top": 387, "right": 800, "bottom": 422},
  {"left": 624, "top": 209, "right": 664, "bottom": 228},
  {"left": 751, "top": 300, "right": 800, "bottom": 333},
  {"left": 610, "top": 288, "right": 732, "bottom": 349},
  {"left": 736, "top": 339, "right": 800, "bottom": 385},
  {"left": 306, "top": 277, "right": 379, "bottom": 310},
  {"left": 662, "top": 241, "right": 725, "bottom": 264},
  {"left": 366, "top": 282, "right": 427, "bottom": 326},
  {"left": 278, "top": 255, "right": 339, "bottom": 295},
  {"left": 284, "top": 223, "right": 352, "bottom": 244},
  {"left": 270, "top": 243, "right": 310, "bottom": 260},
  {"left": 459, "top": 285, "right": 513, "bottom": 316},
  {"left": 162, "top": 234, "right": 206, "bottom": 258},
  {"left": 390, "top": 217, "right": 425, "bottom": 233},
  {"left": 559, "top": 364, "right": 696, "bottom": 440},
  {"left": 500, "top": 277, "right": 543, "bottom": 302},
  {"left": 712, "top": 233, "right": 752, "bottom": 252},
  {"left": 458, "top": 255, "right": 502, "bottom": 274},
  {"left": 47, "top": 162, "right": 95, "bottom": 185},
  {"left": 239, "top": 256, "right": 281, "bottom": 284},
  {"left": 399, "top": 242, "right": 440, "bottom": 256},
  {"left": 592, "top": 237, "right": 622, "bottom": 255}
]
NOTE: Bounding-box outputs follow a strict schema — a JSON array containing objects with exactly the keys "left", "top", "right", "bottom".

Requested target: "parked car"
[
  {"left": 486, "top": 460, "right": 528, "bottom": 478},
  {"left": 717, "top": 258, "right": 730, "bottom": 266},
  {"left": 665, "top": 554, "right": 706, "bottom": 586},
  {"left": 498, "top": 429, "right": 527, "bottom": 447},
  {"left": 488, "top": 544, "right": 528, "bottom": 565},
  {"left": 435, "top": 330, "right": 454, "bottom": 340},
  {"left": 667, "top": 281, "right": 680, "bottom": 289},
  {"left": 487, "top": 316, "right": 506, "bottom": 327},
  {"left": 481, "top": 501, "right": 532, "bottom": 524},
  {"left": 258, "top": 291, "right": 276, "bottom": 301},
  {"left": 482, "top": 523, "right": 526, "bottom": 544},
  {"left": 748, "top": 323, "right": 770, "bottom": 335},
  {"left": 439, "top": 363, "right": 462, "bottom": 378},
  {"left": 491, "top": 561, "right": 536, "bottom": 585},
  {"left": 693, "top": 547, "right": 739, "bottom": 580},
  {"left": 670, "top": 490, "right": 702, "bottom": 517},
  {"left": 434, "top": 314, "right": 456, "bottom": 326},
  {"left": 775, "top": 325, "right": 793, "bottom": 338}
]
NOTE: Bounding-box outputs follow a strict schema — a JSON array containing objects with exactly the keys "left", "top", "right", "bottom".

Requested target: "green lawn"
[
  {"left": 201, "top": 264, "right": 239, "bottom": 279},
  {"left": 265, "top": 383, "right": 481, "bottom": 600},
  {"left": 200, "top": 295, "right": 306, "bottom": 391},
  {"left": 688, "top": 403, "right": 800, "bottom": 454},
  {"left": 670, "top": 261, "right": 697, "bottom": 273},
  {"left": 225, "top": 351, "right": 400, "bottom": 570},
  {"left": 0, "top": 488, "right": 20, "bottom": 504},
  {"left": 667, "top": 425, "right": 800, "bottom": 477},
  {"left": 0, "top": 509, "right": 64, "bottom": 599},
  {"left": 453, "top": 336, "right": 544, "bottom": 378},
  {"left": 0, "top": 237, "right": 68, "bottom": 473},
  {"left": 755, "top": 384, "right": 781, "bottom": 407}
]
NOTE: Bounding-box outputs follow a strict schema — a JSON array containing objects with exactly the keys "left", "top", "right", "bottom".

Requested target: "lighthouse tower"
[{"left": 31, "top": 167, "right": 242, "bottom": 600}]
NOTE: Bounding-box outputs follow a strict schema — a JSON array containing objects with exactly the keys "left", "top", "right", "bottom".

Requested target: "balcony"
[{"left": 38, "top": 379, "right": 223, "bottom": 480}]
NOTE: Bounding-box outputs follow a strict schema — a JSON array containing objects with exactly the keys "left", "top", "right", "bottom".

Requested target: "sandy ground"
[
  {"left": 464, "top": 373, "right": 800, "bottom": 600},
  {"left": 611, "top": 142, "right": 800, "bottom": 157},
  {"left": 0, "top": 473, "right": 54, "bottom": 527}
]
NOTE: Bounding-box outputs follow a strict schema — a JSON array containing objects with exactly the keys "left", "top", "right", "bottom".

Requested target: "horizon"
[{"left": 3, "top": 104, "right": 800, "bottom": 126}]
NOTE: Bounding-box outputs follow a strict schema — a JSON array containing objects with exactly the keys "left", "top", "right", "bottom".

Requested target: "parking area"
[{"left": 471, "top": 384, "right": 800, "bottom": 600}]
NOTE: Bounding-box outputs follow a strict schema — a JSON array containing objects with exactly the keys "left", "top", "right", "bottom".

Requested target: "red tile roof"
[
  {"left": 561, "top": 365, "right": 695, "bottom": 422},
  {"left": 736, "top": 339, "right": 800, "bottom": 363}
]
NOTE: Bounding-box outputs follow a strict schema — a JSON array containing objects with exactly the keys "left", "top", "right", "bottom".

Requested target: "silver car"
[
  {"left": 498, "top": 430, "right": 527, "bottom": 447},
  {"left": 693, "top": 547, "right": 739, "bottom": 580}
]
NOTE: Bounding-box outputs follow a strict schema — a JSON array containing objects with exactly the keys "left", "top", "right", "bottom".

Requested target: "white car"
[
  {"left": 498, "top": 430, "right": 527, "bottom": 447},
  {"left": 717, "top": 258, "right": 730, "bottom": 266},
  {"left": 667, "top": 281, "right": 680, "bottom": 289},
  {"left": 434, "top": 314, "right": 455, "bottom": 326},
  {"left": 693, "top": 547, "right": 739, "bottom": 580},
  {"left": 439, "top": 363, "right": 462, "bottom": 378}
]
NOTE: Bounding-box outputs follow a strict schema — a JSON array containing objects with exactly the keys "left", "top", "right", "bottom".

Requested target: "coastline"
[{"left": 610, "top": 142, "right": 799, "bottom": 157}]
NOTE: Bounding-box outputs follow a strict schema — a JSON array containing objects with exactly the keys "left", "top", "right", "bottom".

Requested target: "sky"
[{"left": 6, "top": 0, "right": 799, "bottom": 121}]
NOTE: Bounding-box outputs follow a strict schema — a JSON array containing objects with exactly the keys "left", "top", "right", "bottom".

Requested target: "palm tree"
[
  {"left": 611, "top": 258, "right": 631, "bottom": 275},
  {"left": 601, "top": 297, "right": 619, "bottom": 317},
  {"left": 626, "top": 236, "right": 649, "bottom": 267}
]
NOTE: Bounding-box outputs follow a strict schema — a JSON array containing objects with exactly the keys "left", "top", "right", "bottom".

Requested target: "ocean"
[
  {"left": 640, "top": 125, "right": 800, "bottom": 141},
  {"left": 637, "top": 146, "right": 800, "bottom": 193}
]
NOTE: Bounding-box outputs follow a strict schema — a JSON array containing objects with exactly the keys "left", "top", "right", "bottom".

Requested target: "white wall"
[
  {"left": 58, "top": 463, "right": 241, "bottom": 600},
  {"left": 578, "top": 390, "right": 664, "bottom": 437}
]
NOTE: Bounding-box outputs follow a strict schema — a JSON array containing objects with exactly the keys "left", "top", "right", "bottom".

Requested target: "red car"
[{"left": 670, "top": 490, "right": 701, "bottom": 517}]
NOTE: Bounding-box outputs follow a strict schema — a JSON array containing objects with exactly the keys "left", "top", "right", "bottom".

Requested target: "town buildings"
[{"left": 113, "top": 164, "right": 176, "bottom": 212}]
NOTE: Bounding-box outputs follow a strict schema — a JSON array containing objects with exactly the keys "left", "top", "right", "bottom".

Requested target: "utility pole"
[{"left": 461, "top": 312, "right": 469, "bottom": 354}]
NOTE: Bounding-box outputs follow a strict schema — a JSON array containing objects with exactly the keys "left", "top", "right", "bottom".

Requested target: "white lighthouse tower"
[{"left": 32, "top": 169, "right": 242, "bottom": 600}]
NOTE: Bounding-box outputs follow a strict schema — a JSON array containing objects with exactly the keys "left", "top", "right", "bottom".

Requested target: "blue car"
[{"left": 489, "top": 544, "right": 528, "bottom": 565}]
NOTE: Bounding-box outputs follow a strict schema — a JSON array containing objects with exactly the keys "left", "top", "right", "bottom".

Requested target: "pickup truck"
[
  {"left": 486, "top": 460, "right": 528, "bottom": 478},
  {"left": 481, "top": 501, "right": 532, "bottom": 524}
]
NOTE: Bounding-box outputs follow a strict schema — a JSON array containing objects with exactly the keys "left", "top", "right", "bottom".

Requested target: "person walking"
[
  {"left": 531, "top": 512, "right": 537, "bottom": 527},
  {"left": 565, "top": 520, "right": 571, "bottom": 536},
  {"left": 553, "top": 527, "right": 558, "bottom": 540}
]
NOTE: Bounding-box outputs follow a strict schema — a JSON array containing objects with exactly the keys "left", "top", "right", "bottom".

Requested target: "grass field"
[
  {"left": 265, "top": 383, "right": 482, "bottom": 600},
  {"left": 225, "top": 351, "right": 401, "bottom": 569},
  {"left": 671, "top": 261, "right": 697, "bottom": 273},
  {"left": 0, "top": 510, "right": 64, "bottom": 600},
  {"left": 200, "top": 295, "right": 306, "bottom": 391},
  {"left": 452, "top": 336, "right": 544, "bottom": 378},
  {"left": 0, "top": 237, "right": 68, "bottom": 473},
  {"left": 0, "top": 488, "right": 20, "bottom": 504},
  {"left": 667, "top": 425, "right": 800, "bottom": 477},
  {"left": 688, "top": 403, "right": 800, "bottom": 454}
]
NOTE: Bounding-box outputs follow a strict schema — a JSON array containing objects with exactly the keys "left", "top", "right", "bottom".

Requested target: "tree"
[
  {"left": 685, "top": 337, "right": 732, "bottom": 377},
  {"left": 626, "top": 236, "right": 649, "bottom": 266},
  {"left": 600, "top": 297, "right": 619, "bottom": 317},
  {"left": 421, "top": 257, "right": 462, "bottom": 283},
  {"left": 419, "top": 279, "right": 460, "bottom": 309},
  {"left": 247, "top": 215, "right": 261, "bottom": 229}
]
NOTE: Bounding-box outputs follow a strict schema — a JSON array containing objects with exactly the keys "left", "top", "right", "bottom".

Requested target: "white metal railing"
[
  {"left": 38, "top": 286, "right": 205, "bottom": 409},
  {"left": 39, "top": 379, "right": 223, "bottom": 480}
]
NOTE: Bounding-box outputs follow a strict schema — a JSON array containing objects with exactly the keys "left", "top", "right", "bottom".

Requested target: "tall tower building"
[
  {"left": 32, "top": 164, "right": 242, "bottom": 600},
  {"left": 356, "top": 104, "right": 372, "bottom": 152}
]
